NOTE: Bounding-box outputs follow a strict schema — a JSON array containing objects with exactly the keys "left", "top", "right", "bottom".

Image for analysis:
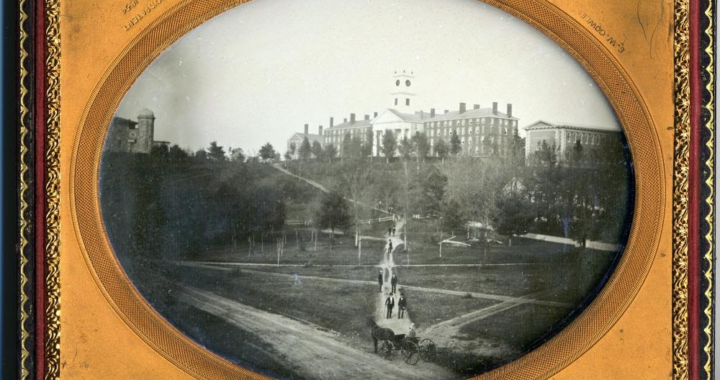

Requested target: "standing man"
[
  {"left": 385, "top": 293, "right": 395, "bottom": 319},
  {"left": 388, "top": 239, "right": 393, "bottom": 252},
  {"left": 377, "top": 269, "right": 384, "bottom": 292},
  {"left": 392, "top": 227, "right": 396, "bottom": 236},
  {"left": 398, "top": 293, "right": 407, "bottom": 319},
  {"left": 391, "top": 273, "right": 398, "bottom": 294}
]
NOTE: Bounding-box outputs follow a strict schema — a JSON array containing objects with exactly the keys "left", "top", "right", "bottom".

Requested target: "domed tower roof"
[{"left": 138, "top": 108, "right": 155, "bottom": 118}]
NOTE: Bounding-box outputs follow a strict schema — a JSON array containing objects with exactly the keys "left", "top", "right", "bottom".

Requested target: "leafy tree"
[
  {"left": 284, "top": 150, "right": 293, "bottom": 161},
  {"left": 450, "top": 131, "right": 462, "bottom": 156},
  {"left": 441, "top": 198, "right": 466, "bottom": 236},
  {"left": 207, "top": 141, "right": 226, "bottom": 161},
  {"left": 298, "top": 137, "right": 312, "bottom": 161},
  {"left": 494, "top": 193, "right": 534, "bottom": 245},
  {"left": 259, "top": 143, "right": 277, "bottom": 162},
  {"left": 317, "top": 191, "right": 351, "bottom": 234},
  {"left": 435, "top": 138, "right": 449, "bottom": 163},
  {"left": 230, "top": 147, "right": 245, "bottom": 162},
  {"left": 413, "top": 132, "right": 430, "bottom": 163},
  {"left": 381, "top": 131, "right": 397, "bottom": 163},
  {"left": 311, "top": 140, "right": 324, "bottom": 160},
  {"left": 151, "top": 144, "right": 169, "bottom": 158},
  {"left": 288, "top": 142, "right": 297, "bottom": 156},
  {"left": 323, "top": 143, "right": 338, "bottom": 162},
  {"left": 168, "top": 145, "right": 189, "bottom": 163},
  {"left": 194, "top": 149, "right": 208, "bottom": 161},
  {"left": 399, "top": 136, "right": 414, "bottom": 160},
  {"left": 362, "top": 129, "right": 374, "bottom": 158}
]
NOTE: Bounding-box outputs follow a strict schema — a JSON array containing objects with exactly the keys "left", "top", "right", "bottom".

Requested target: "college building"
[
  {"left": 286, "top": 71, "right": 520, "bottom": 159},
  {"left": 524, "top": 120, "right": 621, "bottom": 165},
  {"left": 105, "top": 108, "right": 169, "bottom": 154}
]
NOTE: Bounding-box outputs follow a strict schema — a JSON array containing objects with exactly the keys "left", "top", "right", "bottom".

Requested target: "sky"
[{"left": 115, "top": 0, "right": 621, "bottom": 155}]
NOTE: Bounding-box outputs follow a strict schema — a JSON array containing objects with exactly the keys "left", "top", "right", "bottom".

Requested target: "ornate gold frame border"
[
  {"left": 18, "top": 0, "right": 32, "bottom": 379},
  {"left": 46, "top": 0, "right": 62, "bottom": 379},
  {"left": 24, "top": 0, "right": 696, "bottom": 379},
  {"left": 701, "top": 1, "right": 715, "bottom": 379},
  {"left": 67, "top": 0, "right": 667, "bottom": 379},
  {"left": 673, "top": 0, "right": 691, "bottom": 378}
]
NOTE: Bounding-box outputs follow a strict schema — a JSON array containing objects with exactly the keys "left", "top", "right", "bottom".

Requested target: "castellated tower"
[{"left": 134, "top": 108, "right": 156, "bottom": 153}]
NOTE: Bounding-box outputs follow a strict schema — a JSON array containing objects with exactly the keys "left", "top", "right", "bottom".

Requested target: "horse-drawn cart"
[{"left": 369, "top": 318, "right": 437, "bottom": 365}]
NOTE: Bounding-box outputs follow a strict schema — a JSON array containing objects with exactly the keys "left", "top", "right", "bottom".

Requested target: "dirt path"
[
  {"left": 422, "top": 290, "right": 556, "bottom": 346},
  {"left": 176, "top": 286, "right": 458, "bottom": 380},
  {"left": 272, "top": 164, "right": 391, "bottom": 215},
  {"left": 375, "top": 220, "right": 413, "bottom": 334}
]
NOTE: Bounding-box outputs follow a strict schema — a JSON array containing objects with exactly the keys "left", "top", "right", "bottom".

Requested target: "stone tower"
[
  {"left": 390, "top": 70, "right": 416, "bottom": 113},
  {"left": 135, "top": 108, "right": 155, "bottom": 153}
]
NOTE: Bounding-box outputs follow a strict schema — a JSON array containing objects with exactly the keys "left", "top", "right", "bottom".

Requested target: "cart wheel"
[
  {"left": 401, "top": 342, "right": 420, "bottom": 365},
  {"left": 419, "top": 339, "right": 437, "bottom": 362},
  {"left": 380, "top": 341, "right": 394, "bottom": 360}
]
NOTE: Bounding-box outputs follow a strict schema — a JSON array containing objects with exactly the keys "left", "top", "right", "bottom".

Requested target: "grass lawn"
[
  {"left": 458, "top": 303, "right": 574, "bottom": 354},
  {"left": 403, "top": 289, "right": 499, "bottom": 329},
  {"left": 150, "top": 263, "right": 379, "bottom": 350}
]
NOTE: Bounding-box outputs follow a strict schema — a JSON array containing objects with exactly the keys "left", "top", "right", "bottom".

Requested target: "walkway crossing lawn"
[
  {"left": 227, "top": 263, "right": 606, "bottom": 305},
  {"left": 458, "top": 303, "right": 575, "bottom": 356},
  {"left": 154, "top": 264, "right": 380, "bottom": 349},
  {"left": 403, "top": 290, "right": 500, "bottom": 330}
]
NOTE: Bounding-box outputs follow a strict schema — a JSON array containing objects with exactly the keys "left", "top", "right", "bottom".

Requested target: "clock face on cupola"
[{"left": 390, "top": 70, "right": 416, "bottom": 111}]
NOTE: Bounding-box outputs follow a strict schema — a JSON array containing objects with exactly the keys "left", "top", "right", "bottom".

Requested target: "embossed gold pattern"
[
  {"left": 672, "top": 0, "right": 690, "bottom": 378},
  {"left": 701, "top": 0, "right": 715, "bottom": 377},
  {"left": 18, "top": 0, "right": 32, "bottom": 378},
  {"left": 69, "top": 0, "right": 666, "bottom": 379},
  {"left": 44, "top": 0, "right": 62, "bottom": 378}
]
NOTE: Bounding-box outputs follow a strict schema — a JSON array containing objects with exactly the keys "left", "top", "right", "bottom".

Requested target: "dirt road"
[{"left": 177, "top": 286, "right": 459, "bottom": 380}]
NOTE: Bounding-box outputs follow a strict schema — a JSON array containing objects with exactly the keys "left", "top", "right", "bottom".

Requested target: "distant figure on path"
[
  {"left": 392, "top": 227, "right": 396, "bottom": 236},
  {"left": 377, "top": 270, "right": 383, "bottom": 292},
  {"left": 391, "top": 273, "right": 398, "bottom": 294},
  {"left": 398, "top": 294, "right": 406, "bottom": 319},
  {"left": 385, "top": 293, "right": 395, "bottom": 319},
  {"left": 388, "top": 227, "right": 392, "bottom": 236},
  {"left": 293, "top": 273, "right": 302, "bottom": 286},
  {"left": 388, "top": 239, "right": 393, "bottom": 252}
]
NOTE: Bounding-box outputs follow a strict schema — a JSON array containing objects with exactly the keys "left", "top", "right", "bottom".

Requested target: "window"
[
  {"left": 476, "top": 126, "right": 480, "bottom": 134},
  {"left": 461, "top": 120, "right": 465, "bottom": 126}
]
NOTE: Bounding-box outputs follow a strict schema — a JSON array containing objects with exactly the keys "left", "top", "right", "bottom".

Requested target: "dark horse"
[{"left": 367, "top": 317, "right": 395, "bottom": 353}]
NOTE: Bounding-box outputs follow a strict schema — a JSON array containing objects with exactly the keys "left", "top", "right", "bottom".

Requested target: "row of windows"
[
  {"left": 424, "top": 118, "right": 516, "bottom": 128},
  {"left": 429, "top": 135, "right": 508, "bottom": 146},
  {"left": 566, "top": 132, "right": 606, "bottom": 146},
  {"left": 325, "top": 128, "right": 371, "bottom": 137},
  {"left": 428, "top": 126, "right": 515, "bottom": 138}
]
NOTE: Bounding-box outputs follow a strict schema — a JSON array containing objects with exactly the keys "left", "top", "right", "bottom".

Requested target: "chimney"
[
  {"left": 350, "top": 114, "right": 356, "bottom": 124},
  {"left": 459, "top": 103, "right": 467, "bottom": 114},
  {"left": 304, "top": 124, "right": 309, "bottom": 135},
  {"left": 430, "top": 108, "right": 436, "bottom": 118},
  {"left": 507, "top": 103, "right": 513, "bottom": 118},
  {"left": 445, "top": 110, "right": 449, "bottom": 114},
  {"left": 492, "top": 102, "right": 498, "bottom": 115},
  {"left": 420, "top": 110, "right": 425, "bottom": 119},
  {"left": 374, "top": 112, "right": 378, "bottom": 118},
  {"left": 364, "top": 114, "right": 370, "bottom": 121},
  {"left": 319, "top": 125, "right": 323, "bottom": 135},
  {"left": 474, "top": 104, "right": 480, "bottom": 110},
  {"left": 330, "top": 117, "right": 334, "bottom": 128},
  {"left": 344, "top": 118, "right": 348, "bottom": 123}
]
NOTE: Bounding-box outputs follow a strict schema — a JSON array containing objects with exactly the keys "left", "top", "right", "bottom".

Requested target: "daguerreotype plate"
[{"left": 60, "top": 0, "right": 675, "bottom": 379}]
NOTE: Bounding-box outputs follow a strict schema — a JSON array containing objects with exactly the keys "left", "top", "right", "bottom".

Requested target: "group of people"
[
  {"left": 384, "top": 291, "right": 407, "bottom": 319},
  {"left": 387, "top": 227, "right": 397, "bottom": 236},
  {"left": 378, "top": 272, "right": 406, "bottom": 319}
]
